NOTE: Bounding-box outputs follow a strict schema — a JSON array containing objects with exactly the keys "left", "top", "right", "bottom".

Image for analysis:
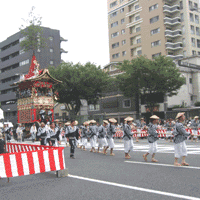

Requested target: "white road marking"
[
  {"left": 125, "top": 161, "right": 200, "bottom": 170},
  {"left": 68, "top": 174, "right": 200, "bottom": 200}
]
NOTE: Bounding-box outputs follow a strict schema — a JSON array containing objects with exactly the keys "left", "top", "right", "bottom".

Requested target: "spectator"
[
  {"left": 16, "top": 124, "right": 23, "bottom": 142},
  {"left": 0, "top": 133, "right": 5, "bottom": 154}
]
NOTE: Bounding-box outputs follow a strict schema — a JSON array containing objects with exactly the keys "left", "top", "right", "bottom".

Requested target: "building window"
[
  {"left": 197, "top": 39, "right": 200, "bottom": 48},
  {"left": 152, "top": 52, "right": 161, "bottom": 59},
  {"left": 137, "top": 38, "right": 141, "bottom": 44},
  {"left": 19, "top": 59, "right": 29, "bottom": 66},
  {"left": 190, "top": 13, "right": 194, "bottom": 22},
  {"left": 122, "top": 40, "right": 126, "bottom": 45},
  {"left": 50, "top": 48, "right": 53, "bottom": 52},
  {"left": 191, "top": 38, "right": 196, "bottom": 47},
  {"left": 94, "top": 104, "right": 100, "bottom": 110},
  {"left": 111, "top": 32, "right": 119, "bottom": 38},
  {"left": 136, "top": 27, "right": 141, "bottom": 32},
  {"left": 122, "top": 51, "right": 126, "bottom": 56},
  {"left": 110, "top": 11, "right": 118, "bottom": 18},
  {"left": 111, "top": 21, "right": 118, "bottom": 28},
  {"left": 194, "top": 3, "right": 198, "bottom": 9},
  {"left": 149, "top": 4, "right": 158, "bottom": 12},
  {"left": 182, "top": 25, "right": 185, "bottom": 34},
  {"left": 150, "top": 16, "right": 159, "bottom": 24},
  {"left": 110, "top": 1, "right": 117, "bottom": 8},
  {"left": 196, "top": 27, "right": 200, "bottom": 36},
  {"left": 135, "top": 15, "right": 140, "bottom": 21},
  {"left": 19, "top": 37, "right": 26, "bottom": 43},
  {"left": 120, "top": 8, "right": 124, "bottom": 13},
  {"left": 181, "top": 13, "right": 184, "bottom": 22},
  {"left": 180, "top": 1, "right": 183, "bottom": 9},
  {"left": 195, "top": 15, "right": 199, "bottom": 24},
  {"left": 151, "top": 28, "right": 160, "bottom": 35},
  {"left": 49, "top": 37, "right": 53, "bottom": 41},
  {"left": 50, "top": 61, "right": 54, "bottom": 65},
  {"left": 189, "top": 1, "right": 193, "bottom": 9},
  {"left": 112, "top": 53, "right": 120, "bottom": 59},
  {"left": 198, "top": 51, "right": 200, "bottom": 55},
  {"left": 121, "top": 18, "right": 125, "bottom": 24},
  {"left": 89, "top": 104, "right": 100, "bottom": 111},
  {"left": 112, "top": 42, "right": 119, "bottom": 49},
  {"left": 55, "top": 113, "right": 59, "bottom": 119},
  {"left": 192, "top": 50, "right": 196, "bottom": 56},
  {"left": 151, "top": 40, "right": 161, "bottom": 47},
  {"left": 19, "top": 49, "right": 25, "bottom": 55},
  {"left": 123, "top": 99, "right": 131, "bottom": 108},
  {"left": 137, "top": 50, "right": 142, "bottom": 55},
  {"left": 189, "top": 78, "right": 192, "bottom": 84},
  {"left": 191, "top": 25, "right": 195, "bottom": 34},
  {"left": 121, "top": 29, "right": 125, "bottom": 34},
  {"left": 135, "top": 5, "right": 139, "bottom": 10},
  {"left": 182, "top": 38, "right": 186, "bottom": 47}
]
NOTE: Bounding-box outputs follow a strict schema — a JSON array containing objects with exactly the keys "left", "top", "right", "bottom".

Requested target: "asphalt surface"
[{"left": 1, "top": 139, "right": 200, "bottom": 200}]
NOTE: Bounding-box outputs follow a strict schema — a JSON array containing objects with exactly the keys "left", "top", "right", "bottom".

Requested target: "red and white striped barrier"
[
  {"left": 113, "top": 129, "right": 170, "bottom": 138},
  {"left": 0, "top": 143, "right": 65, "bottom": 179}
]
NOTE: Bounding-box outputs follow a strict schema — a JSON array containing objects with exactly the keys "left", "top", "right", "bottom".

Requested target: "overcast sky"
[
  {"left": 1, "top": 1, "right": 200, "bottom": 68},
  {"left": 0, "top": 0, "right": 110, "bottom": 67}
]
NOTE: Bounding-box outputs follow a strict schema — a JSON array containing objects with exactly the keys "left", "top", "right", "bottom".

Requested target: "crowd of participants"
[{"left": 0, "top": 112, "right": 199, "bottom": 165}]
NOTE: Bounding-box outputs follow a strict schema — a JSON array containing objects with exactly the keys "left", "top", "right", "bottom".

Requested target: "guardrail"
[{"left": 0, "top": 143, "right": 65, "bottom": 179}]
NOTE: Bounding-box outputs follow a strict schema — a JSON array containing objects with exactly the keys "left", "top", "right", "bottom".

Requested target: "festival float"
[
  {"left": 11, "top": 54, "right": 61, "bottom": 129},
  {"left": 0, "top": 56, "right": 66, "bottom": 182}
]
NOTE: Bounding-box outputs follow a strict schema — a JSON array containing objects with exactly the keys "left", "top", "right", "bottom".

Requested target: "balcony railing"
[
  {"left": 126, "top": 18, "right": 143, "bottom": 28},
  {"left": 164, "top": 17, "right": 181, "bottom": 25},
  {"left": 166, "top": 54, "right": 183, "bottom": 60},
  {"left": 126, "top": 7, "right": 142, "bottom": 17},
  {"left": 166, "top": 42, "right": 183, "bottom": 50},
  {"left": 163, "top": 5, "right": 180, "bottom": 13},
  {"left": 165, "top": 29, "right": 182, "bottom": 37}
]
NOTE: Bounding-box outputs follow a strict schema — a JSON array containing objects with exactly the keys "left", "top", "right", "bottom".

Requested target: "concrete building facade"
[{"left": 107, "top": 0, "right": 200, "bottom": 62}]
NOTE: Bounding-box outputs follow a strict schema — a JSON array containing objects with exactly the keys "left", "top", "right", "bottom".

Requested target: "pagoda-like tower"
[{"left": 11, "top": 56, "right": 62, "bottom": 124}]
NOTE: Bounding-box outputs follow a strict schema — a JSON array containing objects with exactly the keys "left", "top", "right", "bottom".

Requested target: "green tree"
[
  {"left": 116, "top": 55, "right": 185, "bottom": 115},
  {"left": 49, "top": 62, "right": 112, "bottom": 119},
  {"left": 19, "top": 6, "right": 47, "bottom": 54}
]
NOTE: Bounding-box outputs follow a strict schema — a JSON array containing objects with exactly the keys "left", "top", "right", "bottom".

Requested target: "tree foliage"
[
  {"left": 49, "top": 62, "right": 112, "bottom": 118},
  {"left": 116, "top": 55, "right": 185, "bottom": 113},
  {"left": 19, "top": 6, "right": 47, "bottom": 53}
]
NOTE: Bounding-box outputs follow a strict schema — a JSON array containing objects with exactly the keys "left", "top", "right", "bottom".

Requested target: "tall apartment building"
[
  {"left": 0, "top": 27, "right": 67, "bottom": 124},
  {"left": 107, "top": 0, "right": 200, "bottom": 62}
]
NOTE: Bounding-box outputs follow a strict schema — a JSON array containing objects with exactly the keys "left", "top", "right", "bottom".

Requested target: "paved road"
[{"left": 1, "top": 139, "right": 200, "bottom": 200}]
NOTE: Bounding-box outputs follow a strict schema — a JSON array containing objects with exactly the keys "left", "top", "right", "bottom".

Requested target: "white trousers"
[
  {"left": 148, "top": 141, "right": 158, "bottom": 155},
  {"left": 90, "top": 137, "right": 96, "bottom": 148},
  {"left": 124, "top": 139, "right": 134, "bottom": 153},
  {"left": 59, "top": 134, "right": 62, "bottom": 141},
  {"left": 65, "top": 137, "right": 68, "bottom": 144},
  {"left": 31, "top": 132, "right": 36, "bottom": 140},
  {"left": 107, "top": 138, "right": 115, "bottom": 149},
  {"left": 174, "top": 141, "right": 187, "bottom": 158},
  {"left": 192, "top": 130, "right": 198, "bottom": 139},
  {"left": 76, "top": 139, "right": 81, "bottom": 145},
  {"left": 81, "top": 138, "right": 87, "bottom": 147},
  {"left": 98, "top": 138, "right": 108, "bottom": 148}
]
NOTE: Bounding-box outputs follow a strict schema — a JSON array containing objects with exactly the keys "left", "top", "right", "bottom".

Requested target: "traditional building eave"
[{"left": 11, "top": 69, "right": 62, "bottom": 86}]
